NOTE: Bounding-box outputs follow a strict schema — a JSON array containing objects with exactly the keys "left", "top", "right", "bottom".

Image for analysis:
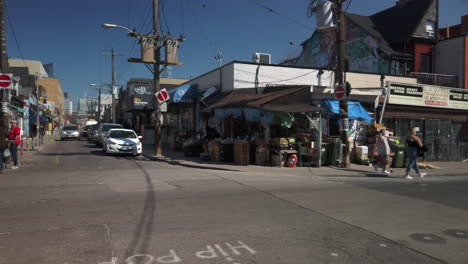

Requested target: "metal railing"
[{"left": 410, "top": 72, "right": 458, "bottom": 88}]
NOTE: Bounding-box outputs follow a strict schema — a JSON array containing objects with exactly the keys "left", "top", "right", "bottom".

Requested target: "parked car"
[
  {"left": 102, "top": 128, "right": 142, "bottom": 156},
  {"left": 96, "top": 123, "right": 124, "bottom": 147},
  {"left": 88, "top": 124, "right": 99, "bottom": 142},
  {"left": 61, "top": 125, "right": 80, "bottom": 140},
  {"left": 81, "top": 124, "right": 96, "bottom": 138}
]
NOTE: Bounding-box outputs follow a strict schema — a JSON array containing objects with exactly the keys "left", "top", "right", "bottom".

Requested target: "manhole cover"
[
  {"left": 409, "top": 233, "right": 446, "bottom": 244},
  {"left": 443, "top": 229, "right": 468, "bottom": 239}
]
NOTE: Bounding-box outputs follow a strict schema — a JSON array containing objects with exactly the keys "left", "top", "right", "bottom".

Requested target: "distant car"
[
  {"left": 102, "top": 128, "right": 142, "bottom": 156},
  {"left": 96, "top": 123, "right": 124, "bottom": 147},
  {"left": 61, "top": 125, "right": 80, "bottom": 140},
  {"left": 83, "top": 124, "right": 98, "bottom": 139}
]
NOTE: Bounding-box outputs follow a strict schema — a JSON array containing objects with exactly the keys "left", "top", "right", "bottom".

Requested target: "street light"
[{"left": 101, "top": 23, "right": 133, "bottom": 33}]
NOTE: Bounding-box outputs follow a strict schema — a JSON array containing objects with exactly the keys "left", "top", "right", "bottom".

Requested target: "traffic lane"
[
  {"left": 251, "top": 175, "right": 468, "bottom": 264},
  {"left": 340, "top": 176, "right": 468, "bottom": 211},
  {"left": 95, "top": 164, "right": 443, "bottom": 264}
]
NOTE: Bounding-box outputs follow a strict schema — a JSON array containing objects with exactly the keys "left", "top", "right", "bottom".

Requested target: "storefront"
[{"left": 383, "top": 82, "right": 468, "bottom": 161}]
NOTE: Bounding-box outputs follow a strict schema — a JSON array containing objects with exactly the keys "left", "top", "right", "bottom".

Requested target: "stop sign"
[
  {"left": 156, "top": 88, "right": 170, "bottom": 103},
  {"left": 0, "top": 74, "right": 12, "bottom": 88},
  {"left": 334, "top": 84, "right": 346, "bottom": 100}
]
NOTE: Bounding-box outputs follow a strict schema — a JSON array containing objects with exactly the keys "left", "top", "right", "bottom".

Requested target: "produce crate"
[{"left": 234, "top": 141, "right": 250, "bottom": 165}]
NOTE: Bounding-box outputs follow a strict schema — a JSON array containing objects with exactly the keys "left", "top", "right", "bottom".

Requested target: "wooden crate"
[{"left": 234, "top": 141, "right": 250, "bottom": 165}]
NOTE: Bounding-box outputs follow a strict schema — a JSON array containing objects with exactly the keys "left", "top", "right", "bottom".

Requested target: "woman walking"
[
  {"left": 0, "top": 127, "right": 8, "bottom": 173},
  {"left": 405, "top": 128, "right": 427, "bottom": 179}
]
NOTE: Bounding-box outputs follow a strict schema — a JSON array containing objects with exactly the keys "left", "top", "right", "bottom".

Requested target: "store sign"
[
  {"left": 130, "top": 83, "right": 154, "bottom": 110},
  {"left": 388, "top": 82, "right": 468, "bottom": 110}
]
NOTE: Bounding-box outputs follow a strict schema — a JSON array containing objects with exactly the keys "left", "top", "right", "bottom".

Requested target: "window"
[
  {"left": 420, "top": 54, "right": 431, "bottom": 73},
  {"left": 425, "top": 20, "right": 435, "bottom": 37},
  {"left": 109, "top": 130, "right": 137, "bottom": 139}
]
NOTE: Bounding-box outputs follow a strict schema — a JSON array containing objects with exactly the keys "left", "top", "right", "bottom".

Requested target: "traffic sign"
[
  {"left": 156, "top": 88, "right": 170, "bottom": 103},
  {"left": 0, "top": 74, "right": 13, "bottom": 88},
  {"left": 334, "top": 84, "right": 346, "bottom": 100}
]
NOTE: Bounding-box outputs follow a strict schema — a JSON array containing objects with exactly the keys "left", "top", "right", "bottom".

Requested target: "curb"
[{"left": 142, "top": 154, "right": 468, "bottom": 178}]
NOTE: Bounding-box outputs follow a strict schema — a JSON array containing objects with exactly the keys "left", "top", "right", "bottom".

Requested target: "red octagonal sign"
[
  {"left": 0, "top": 74, "right": 12, "bottom": 88},
  {"left": 156, "top": 88, "right": 170, "bottom": 103},
  {"left": 334, "top": 85, "right": 346, "bottom": 100}
]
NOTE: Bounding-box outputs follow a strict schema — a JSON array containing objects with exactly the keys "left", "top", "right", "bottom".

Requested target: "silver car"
[
  {"left": 95, "top": 123, "right": 123, "bottom": 147},
  {"left": 61, "top": 125, "right": 80, "bottom": 140}
]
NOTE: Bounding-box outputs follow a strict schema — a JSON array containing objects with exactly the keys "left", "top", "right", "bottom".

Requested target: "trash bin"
[
  {"left": 321, "top": 143, "right": 329, "bottom": 166},
  {"left": 327, "top": 138, "right": 341, "bottom": 166},
  {"left": 390, "top": 142, "right": 406, "bottom": 168}
]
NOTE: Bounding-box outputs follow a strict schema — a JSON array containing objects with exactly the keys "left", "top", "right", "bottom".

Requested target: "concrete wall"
[
  {"left": 347, "top": 72, "right": 417, "bottom": 88},
  {"left": 434, "top": 37, "right": 465, "bottom": 88},
  {"left": 233, "top": 63, "right": 334, "bottom": 90}
]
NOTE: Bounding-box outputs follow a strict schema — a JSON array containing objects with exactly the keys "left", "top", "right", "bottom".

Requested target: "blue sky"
[{"left": 6, "top": 0, "right": 468, "bottom": 102}]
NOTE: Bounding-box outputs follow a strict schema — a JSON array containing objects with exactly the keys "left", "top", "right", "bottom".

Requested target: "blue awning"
[
  {"left": 29, "top": 109, "right": 48, "bottom": 124},
  {"left": 322, "top": 100, "right": 373, "bottom": 123},
  {"left": 168, "top": 84, "right": 198, "bottom": 103}
]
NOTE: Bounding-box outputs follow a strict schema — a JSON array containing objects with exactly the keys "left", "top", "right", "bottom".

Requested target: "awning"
[
  {"left": 168, "top": 84, "right": 198, "bottom": 103},
  {"left": 29, "top": 109, "right": 49, "bottom": 124},
  {"left": 323, "top": 100, "right": 373, "bottom": 123}
]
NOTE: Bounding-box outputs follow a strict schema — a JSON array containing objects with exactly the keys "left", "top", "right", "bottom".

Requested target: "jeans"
[
  {"left": 0, "top": 148, "right": 4, "bottom": 170},
  {"left": 406, "top": 147, "right": 420, "bottom": 175},
  {"left": 10, "top": 144, "right": 18, "bottom": 166}
]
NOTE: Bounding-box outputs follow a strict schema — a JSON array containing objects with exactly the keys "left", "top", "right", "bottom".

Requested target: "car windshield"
[
  {"left": 103, "top": 125, "right": 122, "bottom": 132},
  {"left": 63, "top": 126, "right": 78, "bottom": 131},
  {"left": 109, "top": 131, "right": 136, "bottom": 139}
]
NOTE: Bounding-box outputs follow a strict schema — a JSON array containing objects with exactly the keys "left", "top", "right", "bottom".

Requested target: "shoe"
[
  {"left": 419, "top": 172, "right": 427, "bottom": 178},
  {"left": 11, "top": 166, "right": 18, "bottom": 170},
  {"left": 405, "top": 175, "right": 413, "bottom": 179},
  {"left": 383, "top": 170, "right": 391, "bottom": 175}
]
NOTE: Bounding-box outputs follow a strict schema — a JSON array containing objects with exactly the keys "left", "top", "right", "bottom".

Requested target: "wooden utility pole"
[
  {"left": 153, "top": 0, "right": 162, "bottom": 156},
  {"left": 103, "top": 48, "right": 123, "bottom": 123},
  {"left": 335, "top": 0, "right": 350, "bottom": 168},
  {"left": 0, "top": 0, "right": 9, "bottom": 131}
]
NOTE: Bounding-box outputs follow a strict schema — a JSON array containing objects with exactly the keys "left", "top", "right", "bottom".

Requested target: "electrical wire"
[
  {"left": 160, "top": 0, "right": 171, "bottom": 35},
  {"left": 345, "top": 0, "right": 353, "bottom": 13},
  {"left": 4, "top": 1, "right": 27, "bottom": 68},
  {"left": 244, "top": 0, "right": 314, "bottom": 31}
]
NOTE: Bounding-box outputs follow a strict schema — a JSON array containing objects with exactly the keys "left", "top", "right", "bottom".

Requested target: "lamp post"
[{"left": 89, "top": 83, "right": 101, "bottom": 122}]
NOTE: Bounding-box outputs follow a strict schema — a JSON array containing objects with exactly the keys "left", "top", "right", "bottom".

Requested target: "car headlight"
[
  {"left": 72, "top": 131, "right": 79, "bottom": 135},
  {"left": 108, "top": 139, "right": 118, "bottom": 145}
]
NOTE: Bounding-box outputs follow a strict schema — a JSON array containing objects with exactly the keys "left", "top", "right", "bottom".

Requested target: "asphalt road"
[{"left": 1, "top": 140, "right": 467, "bottom": 264}]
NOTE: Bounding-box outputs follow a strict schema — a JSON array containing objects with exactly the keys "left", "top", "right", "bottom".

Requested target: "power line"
[
  {"left": 244, "top": 0, "right": 314, "bottom": 31},
  {"left": 345, "top": 0, "right": 353, "bottom": 13},
  {"left": 4, "top": 1, "right": 27, "bottom": 68},
  {"left": 160, "top": 0, "right": 171, "bottom": 35}
]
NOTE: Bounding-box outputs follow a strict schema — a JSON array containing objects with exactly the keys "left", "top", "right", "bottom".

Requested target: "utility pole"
[
  {"left": 153, "top": 0, "right": 162, "bottom": 156},
  {"left": 97, "top": 86, "right": 101, "bottom": 122},
  {"left": 335, "top": 0, "right": 350, "bottom": 168},
  {"left": 0, "top": 0, "right": 9, "bottom": 131},
  {"left": 103, "top": 48, "right": 122, "bottom": 123}
]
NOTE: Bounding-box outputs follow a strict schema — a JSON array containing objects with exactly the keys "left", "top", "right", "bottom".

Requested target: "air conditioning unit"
[{"left": 253, "top": 53, "right": 271, "bottom": 64}]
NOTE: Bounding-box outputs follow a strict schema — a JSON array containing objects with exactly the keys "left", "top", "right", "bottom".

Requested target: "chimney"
[
  {"left": 461, "top": 14, "right": 468, "bottom": 35},
  {"left": 396, "top": 0, "right": 412, "bottom": 6}
]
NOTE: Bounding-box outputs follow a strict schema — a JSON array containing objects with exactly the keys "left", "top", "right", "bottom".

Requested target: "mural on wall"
[{"left": 296, "top": 21, "right": 393, "bottom": 74}]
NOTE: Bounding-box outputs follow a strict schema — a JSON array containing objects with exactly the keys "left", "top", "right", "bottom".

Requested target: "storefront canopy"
[
  {"left": 168, "top": 84, "right": 198, "bottom": 103},
  {"left": 29, "top": 109, "right": 49, "bottom": 124},
  {"left": 323, "top": 100, "right": 373, "bottom": 123}
]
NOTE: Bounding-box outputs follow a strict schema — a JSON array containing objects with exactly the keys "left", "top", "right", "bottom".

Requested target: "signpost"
[
  {"left": 334, "top": 84, "right": 346, "bottom": 100},
  {"left": 0, "top": 73, "right": 12, "bottom": 88},
  {"left": 156, "top": 88, "right": 170, "bottom": 103}
]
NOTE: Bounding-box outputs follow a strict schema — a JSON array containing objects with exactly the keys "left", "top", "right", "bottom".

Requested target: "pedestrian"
[
  {"left": 8, "top": 120, "right": 21, "bottom": 170},
  {"left": 405, "top": 127, "right": 427, "bottom": 179},
  {"left": 373, "top": 128, "right": 391, "bottom": 175},
  {"left": 0, "top": 126, "right": 8, "bottom": 173}
]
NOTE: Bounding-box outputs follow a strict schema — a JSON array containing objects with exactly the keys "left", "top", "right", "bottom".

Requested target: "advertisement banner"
[{"left": 388, "top": 82, "right": 468, "bottom": 110}]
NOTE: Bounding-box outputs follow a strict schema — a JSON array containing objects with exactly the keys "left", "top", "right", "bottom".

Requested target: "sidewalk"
[{"left": 143, "top": 145, "right": 468, "bottom": 178}]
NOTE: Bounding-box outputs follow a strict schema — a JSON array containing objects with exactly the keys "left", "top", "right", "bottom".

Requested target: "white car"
[{"left": 102, "top": 128, "right": 143, "bottom": 156}]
